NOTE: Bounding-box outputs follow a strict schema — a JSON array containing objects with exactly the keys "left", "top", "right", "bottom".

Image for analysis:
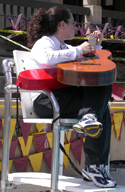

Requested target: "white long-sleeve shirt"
[
  {"left": 29, "top": 35, "right": 102, "bottom": 101},
  {"left": 30, "top": 35, "right": 84, "bottom": 69}
]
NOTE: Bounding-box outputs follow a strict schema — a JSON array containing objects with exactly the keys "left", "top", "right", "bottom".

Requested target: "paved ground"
[
  {"left": 4, "top": 184, "right": 48, "bottom": 192},
  {"left": 1, "top": 182, "right": 48, "bottom": 192}
]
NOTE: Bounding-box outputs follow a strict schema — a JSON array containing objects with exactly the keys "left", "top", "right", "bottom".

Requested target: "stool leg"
[
  {"left": 106, "top": 154, "right": 110, "bottom": 175},
  {"left": 59, "top": 130, "right": 65, "bottom": 175},
  {"left": 44, "top": 90, "right": 60, "bottom": 192},
  {"left": 51, "top": 120, "right": 60, "bottom": 192},
  {"left": 1, "top": 92, "right": 12, "bottom": 192},
  {"left": 1, "top": 59, "right": 14, "bottom": 191}
]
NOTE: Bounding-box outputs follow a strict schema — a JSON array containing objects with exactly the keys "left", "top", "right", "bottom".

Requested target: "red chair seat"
[{"left": 16, "top": 68, "right": 68, "bottom": 90}]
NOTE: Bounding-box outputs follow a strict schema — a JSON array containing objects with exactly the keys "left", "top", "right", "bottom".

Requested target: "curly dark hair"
[
  {"left": 27, "top": 6, "right": 71, "bottom": 47},
  {"left": 27, "top": 8, "right": 48, "bottom": 48}
]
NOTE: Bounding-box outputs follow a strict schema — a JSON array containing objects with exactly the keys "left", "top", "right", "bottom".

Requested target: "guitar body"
[{"left": 57, "top": 49, "right": 116, "bottom": 86}]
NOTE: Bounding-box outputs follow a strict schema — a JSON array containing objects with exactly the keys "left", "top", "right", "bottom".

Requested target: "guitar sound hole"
[{"left": 84, "top": 53, "right": 95, "bottom": 57}]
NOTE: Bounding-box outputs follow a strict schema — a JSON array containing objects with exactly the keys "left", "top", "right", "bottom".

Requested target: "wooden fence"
[
  {"left": 0, "top": 0, "right": 125, "bottom": 36},
  {"left": 102, "top": 9, "right": 125, "bottom": 28},
  {"left": 0, "top": 0, "right": 90, "bottom": 30}
]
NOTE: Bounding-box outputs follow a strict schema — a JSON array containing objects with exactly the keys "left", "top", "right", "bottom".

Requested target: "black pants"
[{"left": 33, "top": 85, "right": 112, "bottom": 165}]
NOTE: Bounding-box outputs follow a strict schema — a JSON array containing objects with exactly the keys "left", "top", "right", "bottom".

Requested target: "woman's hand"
[
  {"left": 93, "top": 30, "right": 103, "bottom": 45},
  {"left": 80, "top": 41, "right": 96, "bottom": 55}
]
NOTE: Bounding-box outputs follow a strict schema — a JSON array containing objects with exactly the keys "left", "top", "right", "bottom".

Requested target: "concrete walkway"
[{"left": 3, "top": 172, "right": 125, "bottom": 192}]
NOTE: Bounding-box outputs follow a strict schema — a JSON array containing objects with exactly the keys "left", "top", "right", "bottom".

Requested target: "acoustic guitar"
[{"left": 57, "top": 49, "right": 116, "bottom": 86}]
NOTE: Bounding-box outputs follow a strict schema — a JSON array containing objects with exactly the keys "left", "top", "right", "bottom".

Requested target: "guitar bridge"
[
  {"left": 73, "top": 62, "right": 101, "bottom": 65},
  {"left": 80, "top": 61, "right": 101, "bottom": 65}
]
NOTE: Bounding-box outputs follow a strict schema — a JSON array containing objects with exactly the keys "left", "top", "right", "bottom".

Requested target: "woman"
[{"left": 27, "top": 6, "right": 116, "bottom": 188}]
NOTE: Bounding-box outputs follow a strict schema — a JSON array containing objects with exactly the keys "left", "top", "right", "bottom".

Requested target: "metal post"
[
  {"left": 50, "top": 120, "right": 60, "bottom": 192},
  {"left": 44, "top": 90, "right": 60, "bottom": 192},
  {"left": 1, "top": 92, "right": 12, "bottom": 192},
  {"left": 1, "top": 59, "right": 15, "bottom": 192},
  {"left": 59, "top": 130, "right": 65, "bottom": 175}
]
